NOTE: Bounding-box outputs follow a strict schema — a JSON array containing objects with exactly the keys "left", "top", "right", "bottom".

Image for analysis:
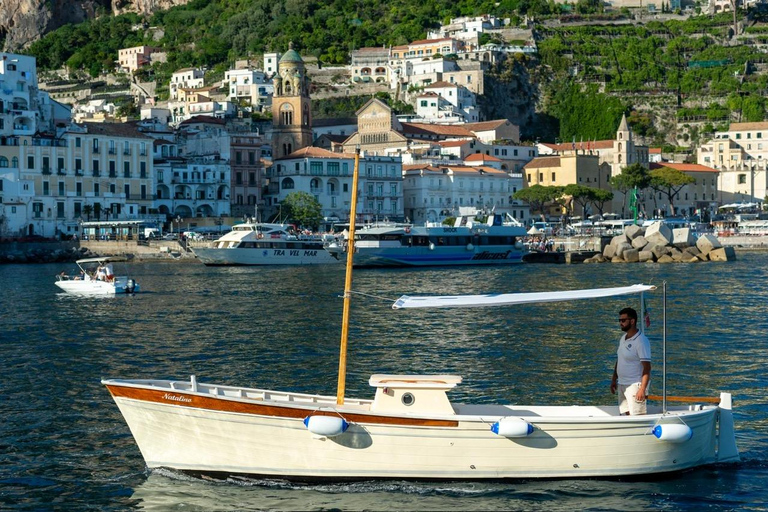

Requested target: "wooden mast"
[{"left": 336, "top": 147, "right": 361, "bottom": 405}]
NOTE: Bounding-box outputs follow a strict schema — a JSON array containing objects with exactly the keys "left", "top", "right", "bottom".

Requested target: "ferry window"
[{"left": 738, "top": 174, "right": 747, "bottom": 184}]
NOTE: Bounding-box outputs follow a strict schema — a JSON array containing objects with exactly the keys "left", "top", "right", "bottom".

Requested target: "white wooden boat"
[
  {"left": 103, "top": 151, "right": 739, "bottom": 481},
  {"left": 192, "top": 222, "right": 340, "bottom": 266},
  {"left": 55, "top": 257, "right": 139, "bottom": 295}
]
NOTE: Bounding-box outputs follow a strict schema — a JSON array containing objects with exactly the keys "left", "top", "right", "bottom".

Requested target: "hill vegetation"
[{"left": 23, "top": 1, "right": 768, "bottom": 145}]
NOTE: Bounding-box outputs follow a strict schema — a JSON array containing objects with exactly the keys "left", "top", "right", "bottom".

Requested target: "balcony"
[
  {"left": 57, "top": 169, "right": 67, "bottom": 175},
  {"left": 123, "top": 149, "right": 131, "bottom": 156},
  {"left": 109, "top": 148, "right": 116, "bottom": 155},
  {"left": 92, "top": 147, "right": 99, "bottom": 154},
  {"left": 109, "top": 171, "right": 117, "bottom": 178},
  {"left": 75, "top": 169, "right": 84, "bottom": 176},
  {"left": 92, "top": 171, "right": 100, "bottom": 177},
  {"left": 42, "top": 167, "right": 51, "bottom": 175}
]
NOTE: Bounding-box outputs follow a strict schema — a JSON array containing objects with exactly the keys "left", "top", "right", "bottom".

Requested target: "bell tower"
[
  {"left": 613, "top": 113, "right": 634, "bottom": 173},
  {"left": 271, "top": 42, "right": 313, "bottom": 158}
]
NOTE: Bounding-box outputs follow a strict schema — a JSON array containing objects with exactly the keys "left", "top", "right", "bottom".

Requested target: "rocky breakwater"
[
  {"left": 584, "top": 222, "right": 736, "bottom": 264},
  {"left": 0, "top": 243, "right": 98, "bottom": 264}
]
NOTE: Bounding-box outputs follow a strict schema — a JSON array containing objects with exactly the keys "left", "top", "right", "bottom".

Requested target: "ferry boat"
[
  {"left": 192, "top": 222, "right": 340, "bottom": 266},
  {"left": 324, "top": 213, "right": 528, "bottom": 267}
]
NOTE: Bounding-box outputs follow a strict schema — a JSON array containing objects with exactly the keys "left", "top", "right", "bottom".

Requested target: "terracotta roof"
[
  {"left": 75, "top": 122, "right": 153, "bottom": 139},
  {"left": 445, "top": 165, "right": 507, "bottom": 176},
  {"left": 464, "top": 120, "right": 510, "bottom": 132},
  {"left": 401, "top": 122, "right": 475, "bottom": 138},
  {"left": 179, "top": 115, "right": 226, "bottom": 126},
  {"left": 277, "top": 146, "right": 356, "bottom": 161},
  {"left": 542, "top": 140, "right": 615, "bottom": 152},
  {"left": 524, "top": 156, "right": 562, "bottom": 169},
  {"left": 649, "top": 147, "right": 662, "bottom": 154},
  {"left": 410, "top": 37, "right": 453, "bottom": 46},
  {"left": 314, "top": 134, "right": 349, "bottom": 144},
  {"left": 465, "top": 153, "right": 501, "bottom": 162},
  {"left": 417, "top": 91, "right": 440, "bottom": 98},
  {"left": 352, "top": 47, "right": 388, "bottom": 54},
  {"left": 650, "top": 162, "right": 718, "bottom": 173},
  {"left": 728, "top": 122, "right": 768, "bottom": 131},
  {"left": 403, "top": 164, "right": 441, "bottom": 172},
  {"left": 437, "top": 139, "right": 472, "bottom": 147},
  {"left": 392, "top": 45, "right": 409, "bottom": 51},
  {"left": 425, "top": 81, "right": 459, "bottom": 89}
]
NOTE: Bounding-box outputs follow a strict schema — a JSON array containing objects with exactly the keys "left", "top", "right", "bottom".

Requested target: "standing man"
[{"left": 610, "top": 307, "right": 651, "bottom": 415}]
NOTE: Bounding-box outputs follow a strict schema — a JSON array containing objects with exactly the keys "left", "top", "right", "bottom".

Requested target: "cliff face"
[{"left": 0, "top": 0, "right": 189, "bottom": 51}]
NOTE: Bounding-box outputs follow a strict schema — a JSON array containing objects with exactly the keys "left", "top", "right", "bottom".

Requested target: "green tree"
[
  {"left": 513, "top": 185, "right": 563, "bottom": 218},
  {"left": 591, "top": 188, "right": 614, "bottom": 216},
  {"left": 82, "top": 204, "right": 93, "bottom": 221},
  {"left": 610, "top": 163, "right": 651, "bottom": 216},
  {"left": 279, "top": 191, "right": 323, "bottom": 230},
  {"left": 563, "top": 184, "right": 597, "bottom": 218},
  {"left": 649, "top": 166, "right": 695, "bottom": 216}
]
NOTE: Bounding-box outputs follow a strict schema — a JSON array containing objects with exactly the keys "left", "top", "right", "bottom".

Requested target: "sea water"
[{"left": 1, "top": 254, "right": 766, "bottom": 510}]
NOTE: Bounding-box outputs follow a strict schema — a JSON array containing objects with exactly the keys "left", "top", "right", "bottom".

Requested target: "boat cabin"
[{"left": 369, "top": 374, "right": 461, "bottom": 415}]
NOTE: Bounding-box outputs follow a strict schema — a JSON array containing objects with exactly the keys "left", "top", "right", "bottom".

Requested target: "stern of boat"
[{"left": 716, "top": 392, "right": 740, "bottom": 463}]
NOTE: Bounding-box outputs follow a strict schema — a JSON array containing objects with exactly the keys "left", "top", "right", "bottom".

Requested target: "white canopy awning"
[{"left": 392, "top": 284, "right": 656, "bottom": 309}]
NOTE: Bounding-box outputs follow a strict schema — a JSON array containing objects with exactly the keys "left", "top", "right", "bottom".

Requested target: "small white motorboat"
[{"left": 55, "top": 257, "right": 139, "bottom": 296}]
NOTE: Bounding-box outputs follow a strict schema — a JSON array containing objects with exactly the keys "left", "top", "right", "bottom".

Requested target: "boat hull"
[
  {"left": 55, "top": 276, "right": 138, "bottom": 295},
  {"left": 347, "top": 245, "right": 526, "bottom": 267},
  {"left": 104, "top": 381, "right": 736, "bottom": 479},
  {"left": 194, "top": 246, "right": 340, "bottom": 266}
]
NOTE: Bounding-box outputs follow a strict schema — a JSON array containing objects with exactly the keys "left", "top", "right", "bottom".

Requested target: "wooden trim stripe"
[
  {"left": 105, "top": 384, "right": 459, "bottom": 427},
  {"left": 647, "top": 394, "right": 721, "bottom": 404}
]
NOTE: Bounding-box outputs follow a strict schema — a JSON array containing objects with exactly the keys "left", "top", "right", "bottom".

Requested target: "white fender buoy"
[
  {"left": 303, "top": 415, "right": 349, "bottom": 437},
  {"left": 652, "top": 424, "right": 692, "bottom": 443},
  {"left": 491, "top": 418, "right": 534, "bottom": 437},
  {"left": 466, "top": 243, "right": 474, "bottom": 251},
  {"left": 429, "top": 242, "right": 435, "bottom": 250}
]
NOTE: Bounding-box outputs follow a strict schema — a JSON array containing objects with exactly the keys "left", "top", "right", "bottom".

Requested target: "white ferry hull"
[
  {"left": 194, "top": 247, "right": 340, "bottom": 266},
  {"left": 104, "top": 380, "right": 738, "bottom": 480}
]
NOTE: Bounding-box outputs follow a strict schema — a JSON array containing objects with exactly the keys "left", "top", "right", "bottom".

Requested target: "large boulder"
[
  {"left": 708, "top": 246, "right": 737, "bottom": 262},
  {"left": 603, "top": 244, "right": 616, "bottom": 259},
  {"left": 623, "top": 248, "right": 640, "bottom": 262},
  {"left": 638, "top": 250, "right": 655, "bottom": 262},
  {"left": 625, "top": 224, "right": 644, "bottom": 240},
  {"left": 611, "top": 233, "right": 629, "bottom": 246},
  {"left": 696, "top": 234, "right": 723, "bottom": 255},
  {"left": 615, "top": 242, "right": 634, "bottom": 259},
  {"left": 672, "top": 227, "right": 696, "bottom": 249},
  {"left": 645, "top": 221, "right": 673, "bottom": 246},
  {"left": 631, "top": 235, "right": 648, "bottom": 250}
]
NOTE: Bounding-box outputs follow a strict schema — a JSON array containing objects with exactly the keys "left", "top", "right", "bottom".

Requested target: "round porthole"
[{"left": 401, "top": 392, "right": 415, "bottom": 406}]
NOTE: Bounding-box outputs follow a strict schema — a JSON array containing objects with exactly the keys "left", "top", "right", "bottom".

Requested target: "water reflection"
[{"left": 1, "top": 255, "right": 767, "bottom": 510}]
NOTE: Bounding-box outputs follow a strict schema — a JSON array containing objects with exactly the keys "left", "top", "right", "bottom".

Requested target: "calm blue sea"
[{"left": 1, "top": 254, "right": 766, "bottom": 511}]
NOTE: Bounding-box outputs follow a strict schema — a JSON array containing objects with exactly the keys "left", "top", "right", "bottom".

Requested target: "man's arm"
[
  {"left": 636, "top": 361, "right": 651, "bottom": 401},
  {"left": 610, "top": 362, "right": 618, "bottom": 394}
]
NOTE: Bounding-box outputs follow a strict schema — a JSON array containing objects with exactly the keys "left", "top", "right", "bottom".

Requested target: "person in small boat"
[
  {"left": 96, "top": 265, "right": 107, "bottom": 281},
  {"left": 104, "top": 263, "right": 115, "bottom": 282},
  {"left": 610, "top": 307, "right": 651, "bottom": 415}
]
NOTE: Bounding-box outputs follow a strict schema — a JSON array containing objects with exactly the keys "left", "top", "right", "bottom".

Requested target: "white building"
[
  {"left": 169, "top": 68, "right": 205, "bottom": 100},
  {"left": 402, "top": 162, "right": 525, "bottom": 224},
  {"left": 224, "top": 68, "right": 272, "bottom": 110},
  {"left": 427, "top": 15, "right": 502, "bottom": 42},
  {"left": 263, "top": 52, "right": 282, "bottom": 78},
  {"left": 697, "top": 121, "right": 768, "bottom": 206},
  {"left": 266, "top": 146, "right": 403, "bottom": 222},
  {"left": 415, "top": 81, "right": 478, "bottom": 123},
  {"left": 0, "top": 53, "right": 41, "bottom": 136},
  {"left": 350, "top": 47, "right": 390, "bottom": 84}
]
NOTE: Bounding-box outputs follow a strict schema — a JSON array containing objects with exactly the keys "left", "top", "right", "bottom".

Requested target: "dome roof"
[{"left": 280, "top": 42, "right": 303, "bottom": 64}]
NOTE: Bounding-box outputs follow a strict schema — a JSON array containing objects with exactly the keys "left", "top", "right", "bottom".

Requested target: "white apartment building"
[
  {"left": 224, "top": 68, "right": 272, "bottom": 110},
  {"left": 266, "top": 147, "right": 403, "bottom": 222},
  {"left": 416, "top": 81, "right": 478, "bottom": 122},
  {"left": 169, "top": 68, "right": 205, "bottom": 100},
  {"left": 350, "top": 47, "right": 390, "bottom": 84},
  {"left": 0, "top": 53, "right": 40, "bottom": 136},
  {"left": 427, "top": 15, "right": 502, "bottom": 42},
  {"left": 263, "top": 52, "right": 282, "bottom": 77},
  {"left": 402, "top": 163, "right": 526, "bottom": 224},
  {"left": 153, "top": 138, "right": 231, "bottom": 218},
  {"left": 698, "top": 121, "right": 768, "bottom": 205}
]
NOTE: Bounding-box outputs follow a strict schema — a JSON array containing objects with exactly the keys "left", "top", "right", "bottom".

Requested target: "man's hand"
[{"left": 610, "top": 378, "right": 617, "bottom": 395}]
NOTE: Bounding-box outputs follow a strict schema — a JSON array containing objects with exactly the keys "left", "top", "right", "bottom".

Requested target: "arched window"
[
  {"left": 281, "top": 178, "right": 295, "bottom": 190},
  {"left": 0, "top": 156, "right": 8, "bottom": 168},
  {"left": 12, "top": 157, "right": 18, "bottom": 168},
  {"left": 618, "top": 143, "right": 622, "bottom": 152}
]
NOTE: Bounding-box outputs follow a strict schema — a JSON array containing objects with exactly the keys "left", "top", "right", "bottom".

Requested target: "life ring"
[{"left": 258, "top": 233, "right": 264, "bottom": 239}]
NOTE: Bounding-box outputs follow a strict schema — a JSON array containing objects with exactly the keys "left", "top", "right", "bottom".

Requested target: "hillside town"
[{"left": 0, "top": 12, "right": 765, "bottom": 240}]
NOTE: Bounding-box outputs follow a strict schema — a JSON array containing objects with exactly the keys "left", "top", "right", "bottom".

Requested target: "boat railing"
[{"left": 166, "top": 378, "right": 372, "bottom": 408}]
